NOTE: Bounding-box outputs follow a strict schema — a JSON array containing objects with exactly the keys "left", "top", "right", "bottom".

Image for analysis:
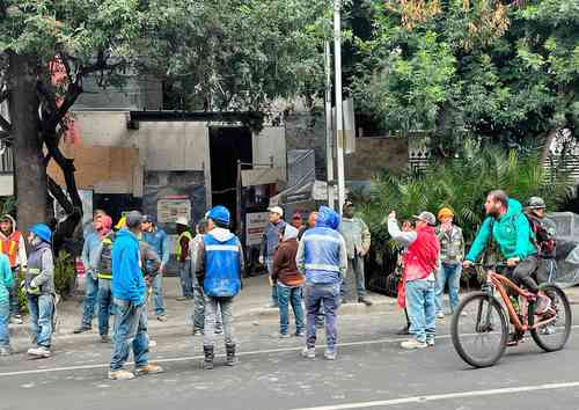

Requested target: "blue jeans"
[
  {"left": 152, "top": 274, "right": 165, "bottom": 316},
  {"left": 342, "top": 256, "right": 367, "bottom": 301},
  {"left": 179, "top": 260, "right": 193, "bottom": 298},
  {"left": 405, "top": 279, "right": 436, "bottom": 343},
  {"left": 81, "top": 274, "right": 99, "bottom": 327},
  {"left": 305, "top": 283, "right": 340, "bottom": 352},
  {"left": 9, "top": 268, "right": 20, "bottom": 317},
  {"left": 110, "top": 298, "right": 149, "bottom": 371},
  {"left": 435, "top": 263, "right": 462, "bottom": 315},
  {"left": 27, "top": 294, "right": 54, "bottom": 347},
  {"left": 98, "top": 279, "right": 114, "bottom": 336},
  {"left": 266, "top": 258, "right": 278, "bottom": 307},
  {"left": 277, "top": 284, "right": 304, "bottom": 335},
  {"left": 0, "top": 301, "right": 9, "bottom": 347}
]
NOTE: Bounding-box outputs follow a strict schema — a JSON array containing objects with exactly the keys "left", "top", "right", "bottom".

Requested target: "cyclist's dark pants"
[
  {"left": 535, "top": 258, "right": 557, "bottom": 285},
  {"left": 512, "top": 256, "right": 540, "bottom": 294},
  {"left": 535, "top": 258, "right": 557, "bottom": 299}
]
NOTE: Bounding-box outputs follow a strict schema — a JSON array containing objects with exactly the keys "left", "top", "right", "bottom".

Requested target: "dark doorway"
[
  {"left": 209, "top": 127, "right": 253, "bottom": 229},
  {"left": 93, "top": 194, "right": 142, "bottom": 227}
]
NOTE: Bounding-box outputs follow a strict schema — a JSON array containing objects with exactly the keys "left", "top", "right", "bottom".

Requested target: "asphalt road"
[{"left": 1, "top": 308, "right": 579, "bottom": 410}]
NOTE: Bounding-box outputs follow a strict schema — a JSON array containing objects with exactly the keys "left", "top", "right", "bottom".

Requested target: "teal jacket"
[
  {"left": 466, "top": 199, "right": 537, "bottom": 261},
  {"left": 0, "top": 253, "right": 14, "bottom": 306}
]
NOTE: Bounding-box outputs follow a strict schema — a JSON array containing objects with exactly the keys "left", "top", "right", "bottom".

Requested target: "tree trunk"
[{"left": 7, "top": 53, "right": 47, "bottom": 230}]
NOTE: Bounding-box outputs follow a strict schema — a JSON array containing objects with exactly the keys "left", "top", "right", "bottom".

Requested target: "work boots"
[
  {"left": 226, "top": 343, "right": 238, "bottom": 366},
  {"left": 203, "top": 345, "right": 214, "bottom": 370}
]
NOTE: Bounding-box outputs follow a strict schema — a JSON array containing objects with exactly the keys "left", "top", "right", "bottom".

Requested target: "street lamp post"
[
  {"left": 324, "top": 41, "right": 335, "bottom": 210},
  {"left": 333, "top": 0, "right": 346, "bottom": 213}
]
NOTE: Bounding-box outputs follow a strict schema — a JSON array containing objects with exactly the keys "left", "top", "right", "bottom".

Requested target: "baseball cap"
[
  {"left": 142, "top": 214, "right": 155, "bottom": 224},
  {"left": 175, "top": 216, "right": 189, "bottom": 226},
  {"left": 126, "top": 211, "right": 145, "bottom": 229},
  {"left": 268, "top": 206, "right": 284, "bottom": 217},
  {"left": 412, "top": 211, "right": 436, "bottom": 226}
]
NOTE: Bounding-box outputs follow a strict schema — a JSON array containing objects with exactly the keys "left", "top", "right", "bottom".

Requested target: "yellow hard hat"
[
  {"left": 438, "top": 207, "right": 455, "bottom": 221},
  {"left": 115, "top": 216, "right": 126, "bottom": 230}
]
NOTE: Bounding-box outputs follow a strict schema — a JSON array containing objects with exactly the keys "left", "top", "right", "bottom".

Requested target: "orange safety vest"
[{"left": 0, "top": 231, "right": 21, "bottom": 267}]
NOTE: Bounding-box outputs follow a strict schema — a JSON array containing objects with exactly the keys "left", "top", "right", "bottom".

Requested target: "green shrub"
[
  {"left": 16, "top": 269, "right": 28, "bottom": 316},
  {"left": 54, "top": 250, "right": 76, "bottom": 298},
  {"left": 361, "top": 141, "right": 574, "bottom": 280}
]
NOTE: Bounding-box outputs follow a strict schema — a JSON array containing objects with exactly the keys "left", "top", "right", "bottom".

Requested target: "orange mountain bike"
[{"left": 451, "top": 262, "right": 572, "bottom": 368}]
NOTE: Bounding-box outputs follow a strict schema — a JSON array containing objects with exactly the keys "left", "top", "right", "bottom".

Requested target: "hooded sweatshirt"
[
  {"left": 466, "top": 198, "right": 538, "bottom": 262},
  {"left": 296, "top": 206, "right": 348, "bottom": 285},
  {"left": 112, "top": 228, "right": 146, "bottom": 305},
  {"left": 196, "top": 227, "right": 244, "bottom": 297},
  {"left": 273, "top": 225, "right": 304, "bottom": 287},
  {"left": 0, "top": 254, "right": 14, "bottom": 306},
  {"left": 0, "top": 214, "right": 27, "bottom": 268}
]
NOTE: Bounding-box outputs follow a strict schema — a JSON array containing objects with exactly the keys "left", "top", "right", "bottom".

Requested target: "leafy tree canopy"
[{"left": 352, "top": 0, "right": 579, "bottom": 148}]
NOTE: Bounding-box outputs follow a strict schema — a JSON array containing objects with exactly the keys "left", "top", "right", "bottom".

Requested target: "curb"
[{"left": 8, "top": 299, "right": 399, "bottom": 342}]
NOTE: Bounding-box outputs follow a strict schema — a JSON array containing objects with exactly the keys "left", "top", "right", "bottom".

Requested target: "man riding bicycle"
[{"left": 463, "top": 190, "right": 551, "bottom": 314}]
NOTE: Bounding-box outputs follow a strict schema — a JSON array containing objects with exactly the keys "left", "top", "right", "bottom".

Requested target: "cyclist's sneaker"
[
  {"left": 507, "top": 331, "right": 524, "bottom": 346},
  {"left": 426, "top": 337, "right": 435, "bottom": 347},
  {"left": 535, "top": 293, "right": 551, "bottom": 315},
  {"left": 541, "top": 325, "right": 556, "bottom": 335}
]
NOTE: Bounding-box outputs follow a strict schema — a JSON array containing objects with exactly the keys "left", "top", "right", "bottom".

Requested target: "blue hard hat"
[
  {"left": 207, "top": 206, "right": 230, "bottom": 225},
  {"left": 29, "top": 223, "right": 52, "bottom": 243}
]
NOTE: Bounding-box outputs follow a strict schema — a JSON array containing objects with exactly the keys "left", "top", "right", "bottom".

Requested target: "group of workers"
[{"left": 0, "top": 188, "right": 560, "bottom": 380}]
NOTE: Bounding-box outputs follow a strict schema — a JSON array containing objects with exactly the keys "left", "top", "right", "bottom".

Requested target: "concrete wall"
[
  {"left": 74, "top": 75, "right": 163, "bottom": 111},
  {"left": 253, "top": 126, "right": 287, "bottom": 180},
  {"left": 285, "top": 111, "right": 409, "bottom": 183},
  {"left": 285, "top": 111, "right": 327, "bottom": 180},
  {"left": 345, "top": 137, "right": 408, "bottom": 180},
  {"left": 69, "top": 111, "right": 286, "bottom": 206}
]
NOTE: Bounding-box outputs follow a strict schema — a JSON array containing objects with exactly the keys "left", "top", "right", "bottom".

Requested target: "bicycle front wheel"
[
  {"left": 451, "top": 292, "right": 508, "bottom": 368},
  {"left": 530, "top": 284, "right": 572, "bottom": 352}
]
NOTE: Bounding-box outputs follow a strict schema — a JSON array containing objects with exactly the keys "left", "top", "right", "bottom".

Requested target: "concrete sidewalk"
[
  {"left": 8, "top": 275, "right": 397, "bottom": 341},
  {"left": 10, "top": 275, "right": 579, "bottom": 342}
]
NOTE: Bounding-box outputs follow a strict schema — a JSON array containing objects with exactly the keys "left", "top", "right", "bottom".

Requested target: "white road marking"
[
  {"left": 0, "top": 323, "right": 576, "bottom": 378},
  {"left": 0, "top": 335, "right": 410, "bottom": 377},
  {"left": 287, "top": 381, "right": 579, "bottom": 410}
]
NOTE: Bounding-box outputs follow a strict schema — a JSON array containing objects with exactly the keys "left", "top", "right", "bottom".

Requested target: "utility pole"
[
  {"left": 324, "top": 41, "right": 335, "bottom": 210},
  {"left": 333, "top": 0, "right": 346, "bottom": 213}
]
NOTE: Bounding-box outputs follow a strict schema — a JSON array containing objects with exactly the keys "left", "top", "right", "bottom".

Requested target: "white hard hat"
[
  {"left": 175, "top": 217, "right": 189, "bottom": 226},
  {"left": 268, "top": 206, "right": 284, "bottom": 217}
]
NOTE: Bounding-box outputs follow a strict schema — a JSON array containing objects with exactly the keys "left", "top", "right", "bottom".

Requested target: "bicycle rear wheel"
[
  {"left": 530, "top": 284, "right": 572, "bottom": 352},
  {"left": 451, "top": 292, "right": 508, "bottom": 368}
]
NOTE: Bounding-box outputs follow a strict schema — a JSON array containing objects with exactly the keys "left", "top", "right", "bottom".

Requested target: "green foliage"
[
  {"left": 352, "top": 0, "right": 579, "bottom": 147},
  {"left": 142, "top": 0, "right": 330, "bottom": 112},
  {"left": 16, "top": 268, "right": 28, "bottom": 316},
  {"left": 53, "top": 250, "right": 76, "bottom": 298},
  {"left": 0, "top": 197, "right": 15, "bottom": 216},
  {"left": 360, "top": 141, "right": 573, "bottom": 246},
  {"left": 1, "top": 0, "right": 145, "bottom": 62}
]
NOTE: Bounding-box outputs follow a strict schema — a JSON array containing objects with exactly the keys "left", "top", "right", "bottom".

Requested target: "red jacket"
[{"left": 403, "top": 225, "right": 440, "bottom": 281}]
